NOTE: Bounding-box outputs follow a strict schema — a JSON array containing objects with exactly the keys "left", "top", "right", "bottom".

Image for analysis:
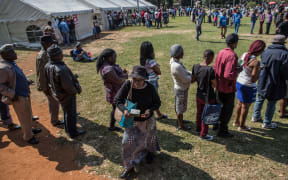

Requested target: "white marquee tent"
[
  {"left": 0, "top": 0, "right": 93, "bottom": 47},
  {"left": 81, "top": 0, "right": 156, "bottom": 30},
  {"left": 0, "top": 0, "right": 156, "bottom": 47}
]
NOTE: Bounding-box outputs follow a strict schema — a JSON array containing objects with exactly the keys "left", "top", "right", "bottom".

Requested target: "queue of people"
[{"left": 0, "top": 27, "right": 287, "bottom": 179}]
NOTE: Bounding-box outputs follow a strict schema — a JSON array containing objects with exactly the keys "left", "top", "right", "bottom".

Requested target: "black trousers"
[
  {"left": 0, "top": 94, "right": 12, "bottom": 125},
  {"left": 110, "top": 104, "right": 116, "bottom": 128},
  {"left": 218, "top": 92, "right": 235, "bottom": 133},
  {"left": 61, "top": 95, "right": 77, "bottom": 137},
  {"left": 265, "top": 23, "right": 271, "bottom": 34}
]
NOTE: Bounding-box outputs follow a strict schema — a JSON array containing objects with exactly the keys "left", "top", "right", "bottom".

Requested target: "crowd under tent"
[
  {"left": 0, "top": 0, "right": 93, "bottom": 47},
  {"left": 81, "top": 0, "right": 156, "bottom": 30}
]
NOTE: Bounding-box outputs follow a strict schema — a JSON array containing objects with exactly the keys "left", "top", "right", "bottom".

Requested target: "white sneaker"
[
  {"left": 262, "top": 122, "right": 277, "bottom": 129},
  {"left": 200, "top": 135, "right": 214, "bottom": 141},
  {"left": 251, "top": 117, "right": 262, "bottom": 122}
]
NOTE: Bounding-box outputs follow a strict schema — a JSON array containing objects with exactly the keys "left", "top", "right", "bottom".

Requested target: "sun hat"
[{"left": 130, "top": 65, "right": 148, "bottom": 80}]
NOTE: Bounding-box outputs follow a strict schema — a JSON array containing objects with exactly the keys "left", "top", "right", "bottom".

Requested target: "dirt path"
[{"left": 0, "top": 52, "right": 104, "bottom": 180}]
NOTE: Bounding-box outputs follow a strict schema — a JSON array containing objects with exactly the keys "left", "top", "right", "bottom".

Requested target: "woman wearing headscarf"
[
  {"left": 96, "top": 49, "right": 128, "bottom": 131},
  {"left": 140, "top": 41, "right": 167, "bottom": 120},
  {"left": 114, "top": 66, "right": 161, "bottom": 179},
  {"left": 234, "top": 40, "right": 266, "bottom": 131}
]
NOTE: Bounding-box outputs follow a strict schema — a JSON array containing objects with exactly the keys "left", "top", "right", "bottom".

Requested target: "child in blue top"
[
  {"left": 233, "top": 9, "right": 243, "bottom": 34},
  {"left": 219, "top": 11, "right": 228, "bottom": 39}
]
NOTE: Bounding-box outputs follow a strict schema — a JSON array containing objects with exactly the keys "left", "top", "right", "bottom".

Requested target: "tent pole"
[{"left": 137, "top": 0, "right": 140, "bottom": 12}]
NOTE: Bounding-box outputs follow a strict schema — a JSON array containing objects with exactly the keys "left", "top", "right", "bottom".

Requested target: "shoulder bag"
[
  {"left": 201, "top": 67, "right": 223, "bottom": 125},
  {"left": 114, "top": 80, "right": 136, "bottom": 128}
]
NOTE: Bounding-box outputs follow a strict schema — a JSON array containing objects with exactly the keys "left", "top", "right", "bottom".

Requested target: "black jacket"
[
  {"left": 45, "top": 60, "right": 81, "bottom": 104},
  {"left": 258, "top": 44, "right": 288, "bottom": 101}
]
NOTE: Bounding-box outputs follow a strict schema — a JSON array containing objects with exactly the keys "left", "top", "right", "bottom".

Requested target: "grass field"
[{"left": 29, "top": 16, "right": 288, "bottom": 179}]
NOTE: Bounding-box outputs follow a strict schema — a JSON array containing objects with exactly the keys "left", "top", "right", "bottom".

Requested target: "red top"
[{"left": 213, "top": 48, "right": 239, "bottom": 93}]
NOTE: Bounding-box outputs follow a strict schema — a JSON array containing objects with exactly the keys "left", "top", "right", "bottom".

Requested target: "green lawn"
[{"left": 35, "top": 17, "right": 288, "bottom": 179}]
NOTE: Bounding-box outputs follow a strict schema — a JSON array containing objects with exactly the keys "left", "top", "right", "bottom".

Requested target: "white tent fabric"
[
  {"left": 21, "top": 0, "right": 93, "bottom": 17},
  {"left": 81, "top": 0, "right": 121, "bottom": 10},
  {"left": 0, "top": 0, "right": 93, "bottom": 46},
  {"left": 107, "top": 0, "right": 135, "bottom": 9},
  {"left": 0, "top": 0, "right": 49, "bottom": 23}
]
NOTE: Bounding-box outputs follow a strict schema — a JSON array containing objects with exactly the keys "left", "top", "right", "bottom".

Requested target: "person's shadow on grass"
[
  {"left": 211, "top": 125, "right": 288, "bottom": 165},
  {"left": 77, "top": 116, "right": 213, "bottom": 179}
]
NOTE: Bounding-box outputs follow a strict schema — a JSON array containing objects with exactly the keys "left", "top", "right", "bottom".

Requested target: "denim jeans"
[
  {"left": 250, "top": 21, "right": 256, "bottom": 34},
  {"left": 252, "top": 94, "right": 277, "bottom": 124},
  {"left": 61, "top": 95, "right": 77, "bottom": 136},
  {"left": 235, "top": 23, "right": 240, "bottom": 34},
  {"left": 196, "top": 25, "right": 202, "bottom": 40},
  {"left": 61, "top": 31, "right": 70, "bottom": 45}
]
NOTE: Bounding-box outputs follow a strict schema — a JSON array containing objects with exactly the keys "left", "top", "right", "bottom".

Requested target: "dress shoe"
[
  {"left": 119, "top": 168, "right": 134, "bottom": 179},
  {"left": 177, "top": 126, "right": 192, "bottom": 131},
  {"left": 32, "top": 116, "right": 39, "bottom": 121},
  {"left": 217, "top": 131, "right": 234, "bottom": 138},
  {"left": 8, "top": 123, "right": 21, "bottom": 131},
  {"left": 32, "top": 128, "right": 42, "bottom": 134},
  {"left": 145, "top": 152, "right": 154, "bottom": 164},
  {"left": 212, "top": 123, "right": 219, "bottom": 131},
  {"left": 27, "top": 136, "right": 39, "bottom": 145},
  {"left": 108, "top": 126, "right": 122, "bottom": 132},
  {"left": 70, "top": 129, "right": 86, "bottom": 138},
  {"left": 52, "top": 120, "right": 64, "bottom": 126}
]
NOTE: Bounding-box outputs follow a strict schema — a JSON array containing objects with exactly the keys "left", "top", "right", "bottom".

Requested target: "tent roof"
[
  {"left": 81, "top": 0, "right": 121, "bottom": 10},
  {"left": 0, "top": 0, "right": 93, "bottom": 23},
  {"left": 108, "top": 0, "right": 135, "bottom": 9},
  {"left": 21, "top": 0, "right": 93, "bottom": 16}
]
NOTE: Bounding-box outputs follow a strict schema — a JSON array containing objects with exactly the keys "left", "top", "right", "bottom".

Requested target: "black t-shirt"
[
  {"left": 278, "top": 21, "right": 288, "bottom": 37},
  {"left": 192, "top": 64, "right": 216, "bottom": 101},
  {"left": 114, "top": 80, "right": 161, "bottom": 121}
]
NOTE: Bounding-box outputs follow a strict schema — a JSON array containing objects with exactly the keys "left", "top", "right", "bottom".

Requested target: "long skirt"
[{"left": 121, "top": 116, "right": 159, "bottom": 170}]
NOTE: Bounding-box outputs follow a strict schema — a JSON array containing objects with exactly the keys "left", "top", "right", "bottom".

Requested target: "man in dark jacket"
[
  {"left": 252, "top": 35, "right": 288, "bottom": 129},
  {"left": 36, "top": 35, "right": 64, "bottom": 127},
  {"left": 45, "top": 44, "right": 85, "bottom": 138}
]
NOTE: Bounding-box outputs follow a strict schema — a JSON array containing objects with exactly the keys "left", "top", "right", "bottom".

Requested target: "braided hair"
[
  {"left": 243, "top": 40, "right": 266, "bottom": 68},
  {"left": 96, "top": 48, "right": 116, "bottom": 73},
  {"left": 140, "top": 41, "right": 154, "bottom": 66}
]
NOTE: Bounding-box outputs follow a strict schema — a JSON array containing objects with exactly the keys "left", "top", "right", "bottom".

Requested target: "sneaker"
[
  {"left": 238, "top": 126, "right": 252, "bottom": 131},
  {"left": 251, "top": 117, "right": 262, "bottom": 122},
  {"left": 200, "top": 135, "right": 214, "bottom": 141},
  {"left": 233, "top": 123, "right": 240, "bottom": 127},
  {"left": 262, "top": 122, "right": 277, "bottom": 129}
]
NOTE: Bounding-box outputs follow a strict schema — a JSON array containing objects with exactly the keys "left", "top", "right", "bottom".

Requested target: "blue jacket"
[{"left": 257, "top": 44, "right": 288, "bottom": 101}]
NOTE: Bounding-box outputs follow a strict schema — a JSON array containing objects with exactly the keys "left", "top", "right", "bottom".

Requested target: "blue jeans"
[
  {"left": 252, "top": 94, "right": 277, "bottom": 124},
  {"left": 235, "top": 23, "right": 240, "bottom": 34},
  {"left": 61, "top": 31, "right": 70, "bottom": 45},
  {"left": 250, "top": 21, "right": 256, "bottom": 34}
]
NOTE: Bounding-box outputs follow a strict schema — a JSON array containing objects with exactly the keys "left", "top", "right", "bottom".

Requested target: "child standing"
[
  {"left": 140, "top": 41, "right": 168, "bottom": 120},
  {"left": 196, "top": 15, "right": 203, "bottom": 41},
  {"left": 219, "top": 11, "right": 228, "bottom": 39},
  {"left": 191, "top": 50, "right": 216, "bottom": 141}
]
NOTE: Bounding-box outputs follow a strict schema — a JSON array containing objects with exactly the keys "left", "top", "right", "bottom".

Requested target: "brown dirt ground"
[{"left": 0, "top": 51, "right": 105, "bottom": 180}]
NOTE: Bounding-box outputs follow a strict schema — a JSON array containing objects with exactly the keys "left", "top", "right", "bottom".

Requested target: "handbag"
[
  {"left": 201, "top": 68, "right": 223, "bottom": 125},
  {"left": 114, "top": 80, "right": 136, "bottom": 128}
]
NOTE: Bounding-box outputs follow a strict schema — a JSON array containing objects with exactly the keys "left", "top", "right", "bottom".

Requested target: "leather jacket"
[{"left": 45, "top": 60, "right": 81, "bottom": 104}]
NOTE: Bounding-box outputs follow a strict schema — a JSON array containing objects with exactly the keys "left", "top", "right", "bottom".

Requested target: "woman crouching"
[{"left": 114, "top": 66, "right": 161, "bottom": 179}]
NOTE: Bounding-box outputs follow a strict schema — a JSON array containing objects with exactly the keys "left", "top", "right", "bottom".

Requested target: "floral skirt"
[{"left": 121, "top": 116, "right": 159, "bottom": 170}]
